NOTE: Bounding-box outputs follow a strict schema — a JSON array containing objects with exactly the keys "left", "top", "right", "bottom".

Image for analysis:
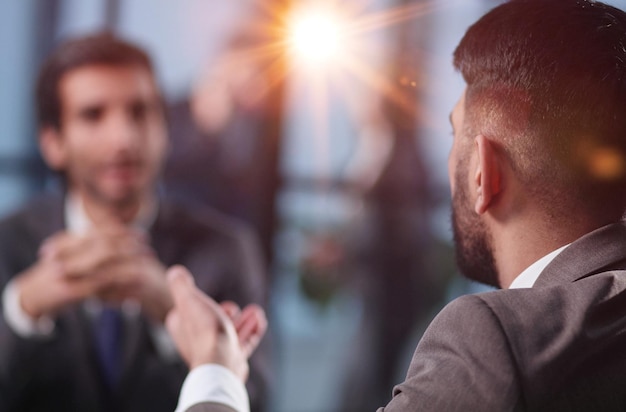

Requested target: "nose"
[{"left": 108, "top": 109, "right": 142, "bottom": 152}]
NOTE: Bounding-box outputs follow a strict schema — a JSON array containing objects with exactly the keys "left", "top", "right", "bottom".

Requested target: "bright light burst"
[
  {"left": 242, "top": 0, "right": 446, "bottom": 99},
  {"left": 233, "top": 0, "right": 449, "bottom": 172},
  {"left": 287, "top": 8, "right": 345, "bottom": 66}
]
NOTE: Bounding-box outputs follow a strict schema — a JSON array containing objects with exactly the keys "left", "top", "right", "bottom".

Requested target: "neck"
[
  {"left": 491, "top": 213, "right": 599, "bottom": 289},
  {"left": 73, "top": 190, "right": 146, "bottom": 227}
]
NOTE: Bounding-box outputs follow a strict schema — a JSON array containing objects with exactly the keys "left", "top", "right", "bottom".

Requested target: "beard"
[{"left": 451, "top": 168, "right": 500, "bottom": 288}]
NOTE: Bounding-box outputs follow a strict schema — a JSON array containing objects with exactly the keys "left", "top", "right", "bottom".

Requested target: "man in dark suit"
[
  {"left": 0, "top": 34, "right": 269, "bottom": 412},
  {"left": 164, "top": 0, "right": 626, "bottom": 411}
]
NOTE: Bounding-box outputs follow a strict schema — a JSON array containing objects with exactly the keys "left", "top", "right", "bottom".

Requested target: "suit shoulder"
[
  {"left": 152, "top": 198, "right": 264, "bottom": 276},
  {"left": 428, "top": 292, "right": 508, "bottom": 334},
  {"left": 0, "top": 193, "right": 63, "bottom": 236},
  {"left": 187, "top": 403, "right": 237, "bottom": 412},
  {"left": 389, "top": 292, "right": 521, "bottom": 411},
  {"left": 440, "top": 288, "right": 558, "bottom": 347},
  {"left": 436, "top": 291, "right": 505, "bottom": 319},
  {"left": 156, "top": 198, "right": 253, "bottom": 241}
]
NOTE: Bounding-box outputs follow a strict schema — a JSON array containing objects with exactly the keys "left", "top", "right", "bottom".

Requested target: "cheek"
[
  {"left": 59, "top": 131, "right": 95, "bottom": 166},
  {"left": 146, "top": 128, "right": 168, "bottom": 168}
]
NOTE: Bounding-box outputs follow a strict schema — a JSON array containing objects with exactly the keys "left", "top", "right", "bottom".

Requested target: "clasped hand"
[{"left": 16, "top": 225, "right": 172, "bottom": 322}]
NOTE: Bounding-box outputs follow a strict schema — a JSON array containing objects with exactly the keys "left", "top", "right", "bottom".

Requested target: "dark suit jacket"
[
  {"left": 379, "top": 221, "right": 626, "bottom": 411},
  {"left": 190, "top": 221, "right": 626, "bottom": 412},
  {"left": 0, "top": 193, "right": 270, "bottom": 412},
  {"left": 188, "top": 404, "right": 237, "bottom": 412}
]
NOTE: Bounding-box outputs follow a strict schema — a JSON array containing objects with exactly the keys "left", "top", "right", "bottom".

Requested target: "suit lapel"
[
  {"left": 534, "top": 221, "right": 626, "bottom": 288},
  {"left": 117, "top": 307, "right": 146, "bottom": 396}
]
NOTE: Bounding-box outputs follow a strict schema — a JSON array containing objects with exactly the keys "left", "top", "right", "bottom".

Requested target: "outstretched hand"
[{"left": 164, "top": 265, "right": 267, "bottom": 382}]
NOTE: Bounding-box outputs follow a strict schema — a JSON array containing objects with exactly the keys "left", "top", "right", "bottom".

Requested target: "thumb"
[
  {"left": 166, "top": 265, "right": 196, "bottom": 305},
  {"left": 166, "top": 265, "right": 234, "bottom": 334}
]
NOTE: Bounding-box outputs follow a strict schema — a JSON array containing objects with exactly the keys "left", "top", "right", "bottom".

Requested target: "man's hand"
[
  {"left": 17, "top": 228, "right": 144, "bottom": 318},
  {"left": 16, "top": 226, "right": 164, "bottom": 319},
  {"left": 164, "top": 265, "right": 267, "bottom": 382},
  {"left": 95, "top": 254, "right": 173, "bottom": 322}
]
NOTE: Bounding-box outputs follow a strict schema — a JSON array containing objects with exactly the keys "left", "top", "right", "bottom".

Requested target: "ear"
[
  {"left": 474, "top": 134, "right": 502, "bottom": 215},
  {"left": 39, "top": 127, "right": 67, "bottom": 171}
]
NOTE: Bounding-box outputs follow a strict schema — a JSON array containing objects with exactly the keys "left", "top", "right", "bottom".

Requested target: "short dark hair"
[
  {"left": 36, "top": 32, "right": 156, "bottom": 130},
  {"left": 454, "top": 0, "right": 626, "bottom": 221}
]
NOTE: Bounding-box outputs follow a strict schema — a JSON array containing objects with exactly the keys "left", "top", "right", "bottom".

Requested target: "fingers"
[
  {"left": 39, "top": 229, "right": 152, "bottom": 279},
  {"left": 16, "top": 258, "right": 112, "bottom": 318},
  {"left": 166, "top": 265, "right": 197, "bottom": 304},
  {"left": 165, "top": 266, "right": 206, "bottom": 367},
  {"left": 166, "top": 265, "right": 226, "bottom": 328},
  {"left": 23, "top": 227, "right": 157, "bottom": 319},
  {"left": 112, "top": 258, "right": 171, "bottom": 322},
  {"left": 236, "top": 305, "right": 268, "bottom": 358},
  {"left": 164, "top": 266, "right": 266, "bottom": 379},
  {"left": 164, "top": 310, "right": 182, "bottom": 342},
  {"left": 220, "top": 300, "right": 268, "bottom": 358},
  {"left": 96, "top": 255, "right": 163, "bottom": 290},
  {"left": 220, "top": 301, "right": 241, "bottom": 321},
  {"left": 166, "top": 265, "right": 240, "bottom": 369}
]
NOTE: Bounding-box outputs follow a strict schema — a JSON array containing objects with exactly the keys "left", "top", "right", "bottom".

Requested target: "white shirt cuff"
[
  {"left": 175, "top": 364, "right": 250, "bottom": 412},
  {"left": 2, "top": 279, "right": 55, "bottom": 338}
]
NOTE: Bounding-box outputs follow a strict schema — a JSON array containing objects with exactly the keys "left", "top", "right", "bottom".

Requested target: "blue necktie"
[{"left": 94, "top": 307, "right": 122, "bottom": 388}]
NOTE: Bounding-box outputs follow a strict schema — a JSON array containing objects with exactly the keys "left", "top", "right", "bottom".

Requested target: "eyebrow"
[{"left": 77, "top": 103, "right": 104, "bottom": 114}]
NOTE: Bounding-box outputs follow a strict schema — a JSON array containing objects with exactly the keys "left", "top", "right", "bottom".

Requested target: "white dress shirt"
[
  {"left": 508, "top": 244, "right": 570, "bottom": 289},
  {"left": 175, "top": 364, "right": 250, "bottom": 412}
]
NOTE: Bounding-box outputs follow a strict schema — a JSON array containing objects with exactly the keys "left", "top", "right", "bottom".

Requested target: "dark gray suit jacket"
[
  {"left": 0, "top": 193, "right": 270, "bottom": 412},
  {"left": 190, "top": 221, "right": 626, "bottom": 412},
  {"left": 379, "top": 221, "right": 626, "bottom": 411},
  {"left": 188, "top": 404, "right": 237, "bottom": 412}
]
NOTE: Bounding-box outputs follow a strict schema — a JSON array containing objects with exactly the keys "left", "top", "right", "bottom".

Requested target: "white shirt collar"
[
  {"left": 64, "top": 192, "right": 158, "bottom": 235},
  {"left": 509, "top": 243, "right": 570, "bottom": 289}
]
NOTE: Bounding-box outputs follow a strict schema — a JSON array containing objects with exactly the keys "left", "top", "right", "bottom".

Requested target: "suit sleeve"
[
  {"left": 378, "top": 295, "right": 521, "bottom": 412},
  {"left": 0, "top": 219, "right": 52, "bottom": 410},
  {"left": 176, "top": 364, "right": 249, "bottom": 412},
  {"left": 187, "top": 403, "right": 238, "bottom": 412}
]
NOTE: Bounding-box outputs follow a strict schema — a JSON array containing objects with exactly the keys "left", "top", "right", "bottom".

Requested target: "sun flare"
[
  {"left": 288, "top": 8, "right": 345, "bottom": 66},
  {"left": 229, "top": 0, "right": 448, "bottom": 173}
]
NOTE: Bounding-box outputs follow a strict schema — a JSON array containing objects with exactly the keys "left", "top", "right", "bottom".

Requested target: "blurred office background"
[{"left": 2, "top": 0, "right": 625, "bottom": 411}]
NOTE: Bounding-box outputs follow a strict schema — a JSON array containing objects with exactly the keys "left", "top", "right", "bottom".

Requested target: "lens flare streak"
[{"left": 231, "top": 0, "right": 453, "bottom": 183}]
